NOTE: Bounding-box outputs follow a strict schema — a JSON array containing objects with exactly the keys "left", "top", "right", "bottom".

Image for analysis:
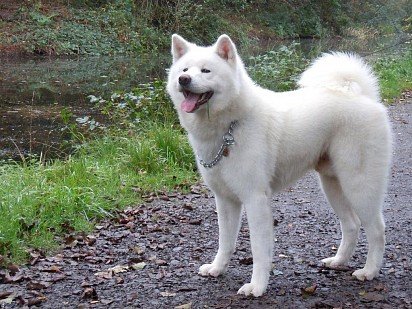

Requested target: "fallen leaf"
[
  {"left": 85, "top": 235, "right": 97, "bottom": 246},
  {"left": 7, "top": 264, "right": 19, "bottom": 274},
  {"left": 160, "top": 291, "right": 176, "bottom": 297},
  {"left": 101, "top": 299, "right": 114, "bottom": 305},
  {"left": 0, "top": 294, "right": 15, "bottom": 305},
  {"left": 82, "top": 287, "right": 98, "bottom": 300},
  {"left": 183, "top": 203, "right": 193, "bottom": 210},
  {"left": 239, "top": 257, "right": 253, "bottom": 265},
  {"left": 131, "top": 262, "right": 146, "bottom": 270},
  {"left": 155, "top": 259, "right": 167, "bottom": 266},
  {"left": 133, "top": 246, "right": 145, "bottom": 255},
  {"left": 361, "top": 292, "right": 385, "bottom": 302},
  {"left": 374, "top": 283, "right": 385, "bottom": 291},
  {"left": 110, "top": 265, "right": 129, "bottom": 274},
  {"left": 27, "top": 296, "right": 47, "bottom": 306},
  {"left": 0, "top": 291, "right": 13, "bottom": 300},
  {"left": 43, "top": 265, "right": 61, "bottom": 273},
  {"left": 175, "top": 303, "right": 192, "bottom": 309},
  {"left": 94, "top": 270, "right": 113, "bottom": 279},
  {"left": 272, "top": 269, "right": 284, "bottom": 276},
  {"left": 27, "top": 281, "right": 50, "bottom": 290},
  {"left": 301, "top": 284, "right": 317, "bottom": 298},
  {"left": 188, "top": 219, "right": 202, "bottom": 225},
  {"left": 4, "top": 272, "right": 24, "bottom": 283}
]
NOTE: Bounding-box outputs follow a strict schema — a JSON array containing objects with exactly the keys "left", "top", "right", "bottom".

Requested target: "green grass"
[
  {"left": 374, "top": 49, "right": 412, "bottom": 101},
  {"left": 0, "top": 126, "right": 196, "bottom": 264}
]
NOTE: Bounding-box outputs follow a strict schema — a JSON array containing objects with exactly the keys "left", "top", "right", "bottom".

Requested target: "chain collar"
[{"left": 198, "top": 121, "right": 238, "bottom": 169}]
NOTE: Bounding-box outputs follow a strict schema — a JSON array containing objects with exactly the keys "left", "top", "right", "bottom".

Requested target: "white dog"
[{"left": 166, "top": 34, "right": 392, "bottom": 297}]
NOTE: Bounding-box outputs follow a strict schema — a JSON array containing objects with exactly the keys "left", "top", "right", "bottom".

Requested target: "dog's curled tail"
[{"left": 298, "top": 52, "right": 380, "bottom": 102}]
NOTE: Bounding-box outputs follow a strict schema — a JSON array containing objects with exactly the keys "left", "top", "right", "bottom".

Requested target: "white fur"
[{"left": 167, "top": 34, "right": 392, "bottom": 297}]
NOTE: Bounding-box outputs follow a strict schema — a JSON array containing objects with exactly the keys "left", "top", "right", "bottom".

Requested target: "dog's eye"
[
  {"left": 201, "top": 68, "right": 211, "bottom": 73},
  {"left": 183, "top": 68, "right": 188, "bottom": 72}
]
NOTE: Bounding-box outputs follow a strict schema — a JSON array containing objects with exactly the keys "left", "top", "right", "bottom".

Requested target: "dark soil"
[{"left": 1, "top": 101, "right": 411, "bottom": 308}]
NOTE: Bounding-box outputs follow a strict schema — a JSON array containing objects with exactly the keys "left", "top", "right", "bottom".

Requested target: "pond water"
[{"left": 0, "top": 34, "right": 409, "bottom": 159}]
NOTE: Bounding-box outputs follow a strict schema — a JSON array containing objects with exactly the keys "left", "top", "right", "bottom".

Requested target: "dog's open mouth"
[{"left": 181, "top": 90, "right": 214, "bottom": 113}]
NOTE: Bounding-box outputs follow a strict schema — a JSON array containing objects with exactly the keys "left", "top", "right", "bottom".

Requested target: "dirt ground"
[{"left": 1, "top": 101, "right": 411, "bottom": 308}]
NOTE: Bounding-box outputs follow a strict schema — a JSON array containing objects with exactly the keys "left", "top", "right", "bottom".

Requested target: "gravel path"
[{"left": 1, "top": 101, "right": 411, "bottom": 308}]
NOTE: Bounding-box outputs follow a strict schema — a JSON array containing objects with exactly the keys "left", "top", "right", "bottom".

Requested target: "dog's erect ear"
[
  {"left": 215, "top": 34, "right": 237, "bottom": 64},
  {"left": 171, "top": 34, "right": 191, "bottom": 63}
]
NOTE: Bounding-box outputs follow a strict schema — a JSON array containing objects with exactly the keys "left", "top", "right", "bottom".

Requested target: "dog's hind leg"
[
  {"left": 338, "top": 174, "right": 386, "bottom": 281},
  {"left": 199, "top": 194, "right": 242, "bottom": 277},
  {"left": 319, "top": 174, "right": 361, "bottom": 267}
]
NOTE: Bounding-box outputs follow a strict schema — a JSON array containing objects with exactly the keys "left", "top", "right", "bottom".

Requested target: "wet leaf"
[
  {"left": 133, "top": 246, "right": 145, "bottom": 255},
  {"left": 361, "top": 292, "right": 385, "bottom": 302},
  {"left": 188, "top": 219, "right": 202, "bottom": 225},
  {"left": 0, "top": 291, "right": 13, "bottom": 300},
  {"left": 175, "top": 303, "right": 192, "bottom": 309},
  {"left": 82, "top": 287, "right": 98, "bottom": 300},
  {"left": 272, "top": 269, "right": 284, "bottom": 276},
  {"left": 94, "top": 270, "right": 113, "bottom": 279},
  {"left": 301, "top": 283, "right": 317, "bottom": 298},
  {"left": 110, "top": 265, "right": 129, "bottom": 274},
  {"left": 239, "top": 257, "right": 253, "bottom": 265},
  {"left": 27, "top": 296, "right": 47, "bottom": 306},
  {"left": 43, "top": 265, "right": 61, "bottom": 273},
  {"left": 374, "top": 283, "right": 385, "bottom": 291},
  {"left": 160, "top": 291, "right": 176, "bottom": 297},
  {"left": 7, "top": 264, "right": 19, "bottom": 274},
  {"left": 85, "top": 235, "right": 97, "bottom": 246},
  {"left": 183, "top": 203, "right": 193, "bottom": 210},
  {"left": 0, "top": 294, "right": 15, "bottom": 305},
  {"left": 101, "top": 299, "right": 114, "bottom": 305},
  {"left": 27, "top": 281, "right": 50, "bottom": 290},
  {"left": 4, "top": 271, "right": 24, "bottom": 283},
  {"left": 155, "top": 259, "right": 167, "bottom": 266},
  {"left": 131, "top": 262, "right": 146, "bottom": 270}
]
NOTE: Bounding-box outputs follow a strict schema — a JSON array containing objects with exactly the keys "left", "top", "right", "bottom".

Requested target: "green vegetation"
[
  {"left": 375, "top": 50, "right": 412, "bottom": 101},
  {"left": 248, "top": 43, "right": 310, "bottom": 91},
  {"left": 0, "top": 0, "right": 410, "bottom": 55}
]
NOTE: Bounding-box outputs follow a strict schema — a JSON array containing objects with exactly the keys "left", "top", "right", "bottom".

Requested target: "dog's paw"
[
  {"left": 352, "top": 267, "right": 379, "bottom": 281},
  {"left": 198, "top": 263, "right": 225, "bottom": 277},
  {"left": 321, "top": 256, "right": 347, "bottom": 268},
  {"left": 237, "top": 282, "right": 267, "bottom": 297}
]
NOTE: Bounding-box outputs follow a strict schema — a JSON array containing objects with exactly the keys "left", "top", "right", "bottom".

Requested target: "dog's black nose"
[{"left": 179, "top": 74, "right": 191, "bottom": 86}]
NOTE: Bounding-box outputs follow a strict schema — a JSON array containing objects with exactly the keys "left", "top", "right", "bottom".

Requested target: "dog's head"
[{"left": 167, "top": 34, "right": 242, "bottom": 115}]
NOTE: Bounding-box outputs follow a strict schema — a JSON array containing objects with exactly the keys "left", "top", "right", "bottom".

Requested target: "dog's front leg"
[
  {"left": 199, "top": 194, "right": 242, "bottom": 277},
  {"left": 237, "top": 194, "right": 273, "bottom": 297}
]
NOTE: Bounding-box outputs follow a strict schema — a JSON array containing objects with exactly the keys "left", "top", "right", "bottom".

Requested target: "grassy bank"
[
  {"left": 0, "top": 126, "right": 196, "bottom": 263},
  {"left": 0, "top": 1, "right": 410, "bottom": 56},
  {"left": 375, "top": 50, "right": 412, "bottom": 101},
  {"left": 0, "top": 45, "right": 411, "bottom": 265}
]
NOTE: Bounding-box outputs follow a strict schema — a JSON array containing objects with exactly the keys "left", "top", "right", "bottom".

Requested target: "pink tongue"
[{"left": 181, "top": 92, "right": 201, "bottom": 113}]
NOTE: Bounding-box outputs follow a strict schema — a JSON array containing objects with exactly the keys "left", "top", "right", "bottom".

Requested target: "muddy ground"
[{"left": 1, "top": 101, "right": 411, "bottom": 308}]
